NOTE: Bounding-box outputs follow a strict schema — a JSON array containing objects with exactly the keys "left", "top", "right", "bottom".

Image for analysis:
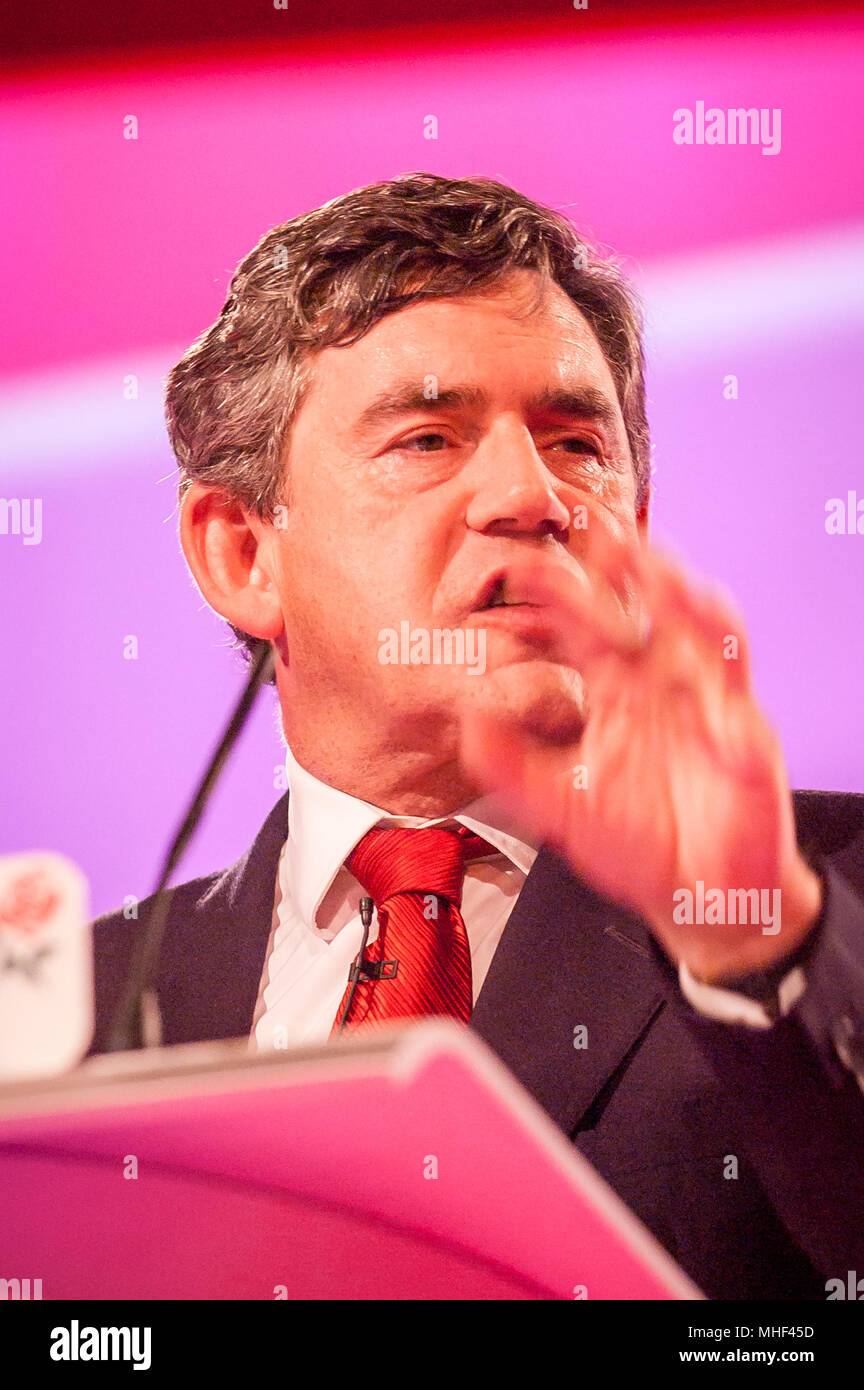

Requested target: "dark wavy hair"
[{"left": 165, "top": 172, "right": 651, "bottom": 663}]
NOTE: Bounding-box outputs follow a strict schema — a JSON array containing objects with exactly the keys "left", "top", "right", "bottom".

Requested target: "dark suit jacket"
[{"left": 89, "top": 788, "right": 864, "bottom": 1300}]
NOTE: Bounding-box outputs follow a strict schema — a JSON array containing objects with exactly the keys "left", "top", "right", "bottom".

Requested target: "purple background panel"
[{"left": 2, "top": 13, "right": 863, "bottom": 916}]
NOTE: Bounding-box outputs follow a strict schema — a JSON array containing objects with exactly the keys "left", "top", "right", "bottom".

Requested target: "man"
[{"left": 91, "top": 173, "right": 864, "bottom": 1300}]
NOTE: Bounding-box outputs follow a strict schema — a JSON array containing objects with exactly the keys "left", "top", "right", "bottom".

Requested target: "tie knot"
[{"left": 347, "top": 825, "right": 495, "bottom": 909}]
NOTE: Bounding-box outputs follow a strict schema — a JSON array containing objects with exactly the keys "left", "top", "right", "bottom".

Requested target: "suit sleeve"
[
  {"left": 795, "top": 858, "right": 864, "bottom": 1089},
  {"left": 650, "top": 841, "right": 864, "bottom": 1282}
]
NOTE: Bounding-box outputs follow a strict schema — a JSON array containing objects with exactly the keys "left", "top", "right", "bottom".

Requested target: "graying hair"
[{"left": 165, "top": 172, "right": 651, "bottom": 663}]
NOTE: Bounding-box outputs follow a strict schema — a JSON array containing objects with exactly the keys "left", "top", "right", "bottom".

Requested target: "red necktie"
[{"left": 331, "top": 824, "right": 495, "bottom": 1034}]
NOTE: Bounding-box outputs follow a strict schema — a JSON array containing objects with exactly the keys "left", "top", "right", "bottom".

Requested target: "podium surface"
[{"left": 0, "top": 1021, "right": 701, "bottom": 1300}]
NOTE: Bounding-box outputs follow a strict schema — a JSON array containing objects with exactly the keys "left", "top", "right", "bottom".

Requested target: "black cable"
[
  {"left": 104, "top": 643, "right": 275, "bottom": 1053},
  {"left": 335, "top": 896, "right": 374, "bottom": 1032}
]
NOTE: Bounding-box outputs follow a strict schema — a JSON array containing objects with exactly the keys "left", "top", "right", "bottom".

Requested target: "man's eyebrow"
[
  {"left": 351, "top": 381, "right": 621, "bottom": 438},
  {"left": 352, "top": 383, "right": 486, "bottom": 437},
  {"left": 527, "top": 387, "right": 621, "bottom": 431}
]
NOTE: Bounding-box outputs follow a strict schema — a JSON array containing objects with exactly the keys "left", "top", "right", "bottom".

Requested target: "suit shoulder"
[
  {"left": 793, "top": 788, "right": 864, "bottom": 856},
  {"left": 87, "top": 868, "right": 237, "bottom": 1055},
  {"left": 91, "top": 868, "right": 230, "bottom": 944}
]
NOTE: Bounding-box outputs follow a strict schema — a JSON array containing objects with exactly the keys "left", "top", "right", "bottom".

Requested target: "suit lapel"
[
  {"left": 470, "top": 846, "right": 667, "bottom": 1136},
  {"left": 159, "top": 792, "right": 292, "bottom": 1044},
  {"left": 174, "top": 794, "right": 668, "bottom": 1139},
  {"left": 164, "top": 788, "right": 842, "bottom": 1128},
  {"left": 225, "top": 788, "right": 293, "bottom": 993},
  {"left": 471, "top": 791, "right": 842, "bottom": 1133}
]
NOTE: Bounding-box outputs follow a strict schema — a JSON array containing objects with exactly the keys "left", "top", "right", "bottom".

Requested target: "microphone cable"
[
  {"left": 335, "top": 896, "right": 375, "bottom": 1032},
  {"left": 104, "top": 642, "right": 274, "bottom": 1053}
]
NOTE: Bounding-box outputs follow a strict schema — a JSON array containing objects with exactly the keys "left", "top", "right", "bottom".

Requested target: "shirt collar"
[{"left": 283, "top": 745, "right": 540, "bottom": 928}]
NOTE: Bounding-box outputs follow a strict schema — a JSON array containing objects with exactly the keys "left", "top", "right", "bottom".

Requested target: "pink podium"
[{"left": 0, "top": 1020, "right": 701, "bottom": 1300}]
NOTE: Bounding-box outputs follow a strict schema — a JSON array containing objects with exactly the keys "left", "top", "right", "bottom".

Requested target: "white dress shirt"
[
  {"left": 251, "top": 748, "right": 539, "bottom": 1051},
  {"left": 251, "top": 748, "right": 798, "bottom": 1052}
]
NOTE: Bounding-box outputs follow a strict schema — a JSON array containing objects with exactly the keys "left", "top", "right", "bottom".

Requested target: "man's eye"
[
  {"left": 399, "top": 432, "right": 448, "bottom": 452},
  {"left": 551, "top": 437, "right": 601, "bottom": 456}
]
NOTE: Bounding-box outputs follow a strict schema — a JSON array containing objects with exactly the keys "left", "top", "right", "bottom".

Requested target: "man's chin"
[{"left": 463, "top": 659, "right": 587, "bottom": 747}]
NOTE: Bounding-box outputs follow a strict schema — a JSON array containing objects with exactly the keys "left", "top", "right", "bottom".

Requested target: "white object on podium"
[
  {"left": 0, "top": 852, "right": 91, "bottom": 1082},
  {"left": 0, "top": 1020, "right": 703, "bottom": 1299}
]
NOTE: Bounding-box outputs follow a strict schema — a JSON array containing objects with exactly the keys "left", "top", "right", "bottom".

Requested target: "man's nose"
[{"left": 465, "top": 425, "right": 572, "bottom": 540}]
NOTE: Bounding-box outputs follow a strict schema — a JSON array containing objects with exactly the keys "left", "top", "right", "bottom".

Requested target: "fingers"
[
  {"left": 581, "top": 518, "right": 646, "bottom": 618},
  {"left": 498, "top": 554, "right": 645, "bottom": 668},
  {"left": 499, "top": 533, "right": 751, "bottom": 700},
  {"left": 642, "top": 551, "right": 753, "bottom": 692}
]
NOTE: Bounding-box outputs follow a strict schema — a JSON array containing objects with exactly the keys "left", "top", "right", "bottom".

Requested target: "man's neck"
[{"left": 284, "top": 737, "right": 479, "bottom": 818}]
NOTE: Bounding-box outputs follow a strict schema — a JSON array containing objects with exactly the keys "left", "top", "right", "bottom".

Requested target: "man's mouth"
[
  {"left": 473, "top": 572, "right": 541, "bottom": 612},
  {"left": 464, "top": 570, "right": 561, "bottom": 649}
]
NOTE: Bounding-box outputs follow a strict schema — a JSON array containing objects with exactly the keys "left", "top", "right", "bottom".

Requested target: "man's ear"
[{"left": 178, "top": 484, "right": 283, "bottom": 641}]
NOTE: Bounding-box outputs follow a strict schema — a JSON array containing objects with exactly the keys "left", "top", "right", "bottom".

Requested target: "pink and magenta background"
[{"left": 2, "top": 8, "right": 863, "bottom": 918}]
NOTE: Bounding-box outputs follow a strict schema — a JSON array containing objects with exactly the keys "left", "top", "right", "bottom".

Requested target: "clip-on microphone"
[{"left": 335, "top": 896, "right": 399, "bottom": 1031}]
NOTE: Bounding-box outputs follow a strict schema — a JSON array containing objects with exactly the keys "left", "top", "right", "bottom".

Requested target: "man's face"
[{"left": 268, "top": 267, "right": 647, "bottom": 780}]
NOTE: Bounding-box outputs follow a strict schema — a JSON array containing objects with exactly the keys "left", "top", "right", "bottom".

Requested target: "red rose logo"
[{"left": 0, "top": 871, "right": 60, "bottom": 936}]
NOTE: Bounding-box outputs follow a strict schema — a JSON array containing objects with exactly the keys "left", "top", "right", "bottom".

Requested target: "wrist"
[{"left": 665, "top": 859, "right": 824, "bottom": 987}]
